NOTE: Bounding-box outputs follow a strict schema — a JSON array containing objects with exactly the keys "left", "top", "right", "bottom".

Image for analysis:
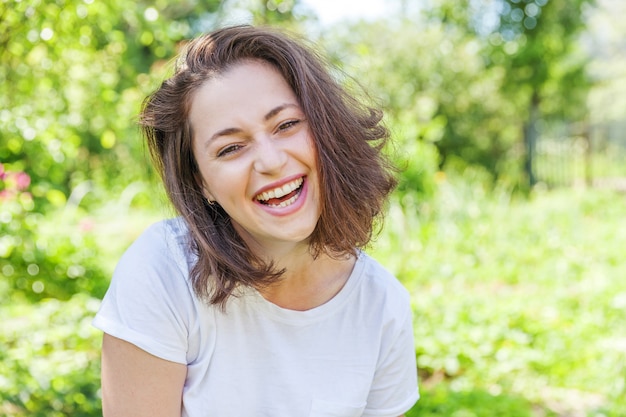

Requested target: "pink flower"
[
  {"left": 0, "top": 189, "right": 14, "bottom": 201},
  {"left": 0, "top": 163, "right": 5, "bottom": 181},
  {"left": 15, "top": 172, "right": 30, "bottom": 191}
]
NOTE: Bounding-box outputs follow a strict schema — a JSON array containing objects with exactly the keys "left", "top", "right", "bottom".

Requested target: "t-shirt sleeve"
[
  {"left": 364, "top": 291, "right": 420, "bottom": 417},
  {"left": 92, "top": 221, "right": 195, "bottom": 365}
]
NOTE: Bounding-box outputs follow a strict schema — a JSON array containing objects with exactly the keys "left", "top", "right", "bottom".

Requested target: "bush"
[
  {"left": 0, "top": 294, "right": 102, "bottom": 416},
  {"left": 1, "top": 167, "right": 164, "bottom": 302},
  {"left": 0, "top": 204, "right": 111, "bottom": 302},
  {"left": 407, "top": 384, "right": 552, "bottom": 417},
  {"left": 372, "top": 182, "right": 626, "bottom": 416}
]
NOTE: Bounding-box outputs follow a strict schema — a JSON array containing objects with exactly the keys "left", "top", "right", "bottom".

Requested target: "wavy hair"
[{"left": 140, "top": 25, "right": 397, "bottom": 306}]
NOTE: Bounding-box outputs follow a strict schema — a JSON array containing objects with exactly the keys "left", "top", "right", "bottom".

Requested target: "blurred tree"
[
  {"left": 475, "top": 0, "right": 595, "bottom": 185},
  {"left": 219, "top": 0, "right": 314, "bottom": 29},
  {"left": 251, "top": 0, "right": 299, "bottom": 24},
  {"left": 585, "top": 0, "right": 626, "bottom": 123},
  {"left": 0, "top": 0, "right": 313, "bottom": 207},
  {"left": 0, "top": 0, "right": 226, "bottom": 301},
  {"left": 0, "top": 0, "right": 221, "bottom": 209},
  {"left": 321, "top": 17, "right": 517, "bottom": 193},
  {"left": 332, "top": 0, "right": 595, "bottom": 187}
]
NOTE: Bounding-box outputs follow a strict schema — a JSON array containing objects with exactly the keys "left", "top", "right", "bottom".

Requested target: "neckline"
[{"left": 246, "top": 251, "right": 366, "bottom": 325}]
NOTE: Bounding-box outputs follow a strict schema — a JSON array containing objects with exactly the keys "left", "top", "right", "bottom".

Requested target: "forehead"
[{"left": 190, "top": 60, "right": 298, "bottom": 118}]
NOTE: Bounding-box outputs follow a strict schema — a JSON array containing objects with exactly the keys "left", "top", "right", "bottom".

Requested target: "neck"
[
  {"left": 233, "top": 225, "right": 357, "bottom": 310},
  {"left": 258, "top": 251, "right": 357, "bottom": 311}
]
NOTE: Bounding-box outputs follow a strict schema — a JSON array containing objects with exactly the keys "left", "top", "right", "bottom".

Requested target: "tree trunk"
[{"left": 524, "top": 91, "right": 540, "bottom": 187}]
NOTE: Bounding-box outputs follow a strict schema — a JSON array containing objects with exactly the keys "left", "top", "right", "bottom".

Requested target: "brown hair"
[{"left": 140, "top": 25, "right": 397, "bottom": 306}]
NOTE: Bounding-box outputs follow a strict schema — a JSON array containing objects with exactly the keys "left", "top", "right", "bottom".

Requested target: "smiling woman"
[
  {"left": 92, "top": 25, "right": 419, "bottom": 417},
  {"left": 190, "top": 61, "right": 321, "bottom": 255}
]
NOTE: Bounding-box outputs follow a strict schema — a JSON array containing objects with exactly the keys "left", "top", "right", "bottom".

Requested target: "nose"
[{"left": 253, "top": 137, "right": 287, "bottom": 174}]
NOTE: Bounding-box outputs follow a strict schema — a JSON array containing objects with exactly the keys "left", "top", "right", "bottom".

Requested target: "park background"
[{"left": 1, "top": 0, "right": 625, "bottom": 415}]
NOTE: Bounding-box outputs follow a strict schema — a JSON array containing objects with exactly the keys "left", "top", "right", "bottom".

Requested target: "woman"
[{"left": 93, "top": 25, "right": 419, "bottom": 417}]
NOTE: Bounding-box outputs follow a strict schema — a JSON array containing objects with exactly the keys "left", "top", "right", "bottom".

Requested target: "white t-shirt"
[{"left": 93, "top": 218, "right": 419, "bottom": 417}]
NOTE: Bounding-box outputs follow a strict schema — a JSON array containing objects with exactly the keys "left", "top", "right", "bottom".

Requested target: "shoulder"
[
  {"left": 119, "top": 218, "right": 192, "bottom": 270},
  {"left": 111, "top": 217, "right": 195, "bottom": 296},
  {"left": 357, "top": 252, "right": 411, "bottom": 306},
  {"left": 94, "top": 218, "right": 201, "bottom": 364},
  {"left": 125, "top": 217, "right": 189, "bottom": 257},
  {"left": 349, "top": 252, "right": 412, "bottom": 326}
]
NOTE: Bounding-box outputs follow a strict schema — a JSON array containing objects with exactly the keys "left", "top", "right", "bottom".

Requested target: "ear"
[
  {"left": 202, "top": 187, "right": 216, "bottom": 203},
  {"left": 194, "top": 172, "right": 215, "bottom": 203}
]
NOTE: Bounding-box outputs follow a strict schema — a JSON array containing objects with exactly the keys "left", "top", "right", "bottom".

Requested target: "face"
[{"left": 189, "top": 60, "right": 321, "bottom": 254}]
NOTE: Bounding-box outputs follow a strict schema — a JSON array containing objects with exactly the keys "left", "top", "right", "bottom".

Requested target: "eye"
[
  {"left": 216, "top": 143, "right": 243, "bottom": 158},
  {"left": 277, "top": 119, "right": 301, "bottom": 132}
]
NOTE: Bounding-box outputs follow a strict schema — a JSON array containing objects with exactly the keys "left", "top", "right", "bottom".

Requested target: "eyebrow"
[
  {"left": 264, "top": 103, "right": 298, "bottom": 121},
  {"left": 204, "top": 103, "right": 300, "bottom": 149}
]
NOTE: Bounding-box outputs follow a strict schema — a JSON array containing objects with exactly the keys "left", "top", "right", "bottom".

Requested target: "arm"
[{"left": 101, "top": 333, "right": 187, "bottom": 417}]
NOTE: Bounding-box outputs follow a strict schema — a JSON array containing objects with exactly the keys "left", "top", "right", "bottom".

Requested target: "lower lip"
[{"left": 255, "top": 177, "right": 308, "bottom": 216}]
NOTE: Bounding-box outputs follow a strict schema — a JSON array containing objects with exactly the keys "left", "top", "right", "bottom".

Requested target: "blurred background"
[{"left": 1, "top": 0, "right": 625, "bottom": 416}]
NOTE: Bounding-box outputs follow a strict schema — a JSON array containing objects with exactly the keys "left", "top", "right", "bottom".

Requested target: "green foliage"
[
  {"left": 243, "top": 0, "right": 311, "bottom": 25},
  {"left": 0, "top": 164, "right": 165, "bottom": 301},
  {"left": 0, "top": 294, "right": 102, "bottom": 416},
  {"left": 0, "top": 206, "right": 110, "bottom": 302},
  {"left": 323, "top": 18, "right": 522, "bottom": 185},
  {"left": 1, "top": 164, "right": 105, "bottom": 300},
  {"left": 0, "top": 0, "right": 220, "bottom": 209},
  {"left": 0, "top": 0, "right": 221, "bottom": 299},
  {"left": 0, "top": 197, "right": 162, "bottom": 415},
  {"left": 321, "top": 0, "right": 594, "bottom": 187},
  {"left": 407, "top": 385, "right": 552, "bottom": 417},
  {"left": 586, "top": 0, "right": 626, "bottom": 124},
  {"left": 371, "top": 182, "right": 626, "bottom": 416},
  {"left": 491, "top": 0, "right": 593, "bottom": 122}
]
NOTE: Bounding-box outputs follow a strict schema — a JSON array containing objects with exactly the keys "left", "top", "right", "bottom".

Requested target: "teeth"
[
  {"left": 256, "top": 177, "right": 303, "bottom": 202},
  {"left": 275, "top": 194, "right": 298, "bottom": 208}
]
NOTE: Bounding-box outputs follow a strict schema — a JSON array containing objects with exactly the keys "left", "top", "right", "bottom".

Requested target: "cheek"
[
  {"left": 198, "top": 165, "right": 245, "bottom": 204},
  {"left": 303, "top": 134, "right": 319, "bottom": 167},
  {"left": 193, "top": 162, "right": 221, "bottom": 202}
]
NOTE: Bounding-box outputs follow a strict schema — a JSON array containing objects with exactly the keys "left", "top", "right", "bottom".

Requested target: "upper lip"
[{"left": 253, "top": 174, "right": 305, "bottom": 200}]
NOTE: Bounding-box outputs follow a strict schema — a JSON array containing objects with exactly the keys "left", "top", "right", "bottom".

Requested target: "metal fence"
[{"left": 532, "top": 120, "right": 626, "bottom": 189}]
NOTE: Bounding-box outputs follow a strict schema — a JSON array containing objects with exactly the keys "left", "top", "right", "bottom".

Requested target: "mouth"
[{"left": 254, "top": 177, "right": 305, "bottom": 208}]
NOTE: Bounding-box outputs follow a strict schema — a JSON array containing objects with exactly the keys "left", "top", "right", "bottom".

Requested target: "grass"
[
  {"left": 2, "top": 179, "right": 626, "bottom": 415},
  {"left": 368, "top": 179, "right": 626, "bottom": 416}
]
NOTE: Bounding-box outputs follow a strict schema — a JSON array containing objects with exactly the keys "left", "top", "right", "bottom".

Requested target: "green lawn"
[{"left": 370, "top": 183, "right": 626, "bottom": 416}]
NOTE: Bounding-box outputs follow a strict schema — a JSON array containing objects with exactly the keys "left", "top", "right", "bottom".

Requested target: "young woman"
[{"left": 93, "top": 25, "right": 419, "bottom": 417}]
